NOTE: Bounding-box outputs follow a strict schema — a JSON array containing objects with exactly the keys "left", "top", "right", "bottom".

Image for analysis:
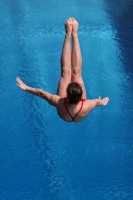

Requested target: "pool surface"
[{"left": 0, "top": 0, "right": 133, "bottom": 199}]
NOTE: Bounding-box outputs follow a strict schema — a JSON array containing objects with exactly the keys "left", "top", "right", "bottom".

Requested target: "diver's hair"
[{"left": 66, "top": 82, "right": 83, "bottom": 105}]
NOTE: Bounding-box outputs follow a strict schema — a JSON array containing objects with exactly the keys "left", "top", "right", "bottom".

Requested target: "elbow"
[{"left": 38, "top": 89, "right": 43, "bottom": 96}]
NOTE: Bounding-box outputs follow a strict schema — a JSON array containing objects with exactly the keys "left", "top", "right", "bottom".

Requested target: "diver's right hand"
[{"left": 16, "top": 77, "right": 28, "bottom": 90}]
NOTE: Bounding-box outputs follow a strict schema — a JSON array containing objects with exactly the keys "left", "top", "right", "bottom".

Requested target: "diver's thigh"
[{"left": 56, "top": 77, "right": 71, "bottom": 97}]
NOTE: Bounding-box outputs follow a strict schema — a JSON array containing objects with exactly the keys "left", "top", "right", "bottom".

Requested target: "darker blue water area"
[
  {"left": 0, "top": 0, "right": 133, "bottom": 200},
  {"left": 105, "top": 0, "right": 133, "bottom": 74}
]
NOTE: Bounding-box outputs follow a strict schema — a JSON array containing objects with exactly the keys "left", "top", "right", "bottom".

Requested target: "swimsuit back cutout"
[{"left": 64, "top": 97, "right": 85, "bottom": 122}]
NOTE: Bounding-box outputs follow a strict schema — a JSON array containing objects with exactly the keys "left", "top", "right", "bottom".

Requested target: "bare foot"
[
  {"left": 72, "top": 18, "right": 78, "bottom": 37},
  {"left": 65, "top": 18, "right": 72, "bottom": 37}
]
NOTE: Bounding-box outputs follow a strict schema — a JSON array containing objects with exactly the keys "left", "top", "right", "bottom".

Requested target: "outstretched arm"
[
  {"left": 16, "top": 78, "right": 60, "bottom": 106},
  {"left": 93, "top": 96, "right": 109, "bottom": 106},
  {"left": 87, "top": 96, "right": 109, "bottom": 111}
]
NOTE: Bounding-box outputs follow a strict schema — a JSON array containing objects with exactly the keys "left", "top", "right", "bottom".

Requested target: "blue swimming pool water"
[{"left": 0, "top": 0, "right": 133, "bottom": 199}]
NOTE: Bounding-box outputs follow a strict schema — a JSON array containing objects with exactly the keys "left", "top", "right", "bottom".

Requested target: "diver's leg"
[
  {"left": 71, "top": 18, "right": 86, "bottom": 99},
  {"left": 57, "top": 18, "right": 72, "bottom": 97}
]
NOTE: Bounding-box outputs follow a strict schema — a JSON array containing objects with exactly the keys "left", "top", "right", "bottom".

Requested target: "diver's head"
[{"left": 66, "top": 82, "right": 83, "bottom": 105}]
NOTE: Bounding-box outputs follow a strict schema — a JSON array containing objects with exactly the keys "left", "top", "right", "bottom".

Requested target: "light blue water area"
[{"left": 0, "top": 0, "right": 133, "bottom": 199}]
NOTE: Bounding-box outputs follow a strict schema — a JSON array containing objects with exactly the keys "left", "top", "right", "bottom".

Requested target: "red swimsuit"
[{"left": 64, "top": 97, "right": 85, "bottom": 122}]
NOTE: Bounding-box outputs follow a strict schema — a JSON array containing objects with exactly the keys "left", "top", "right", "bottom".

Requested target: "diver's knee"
[
  {"left": 62, "top": 67, "right": 71, "bottom": 76},
  {"left": 72, "top": 67, "right": 81, "bottom": 75}
]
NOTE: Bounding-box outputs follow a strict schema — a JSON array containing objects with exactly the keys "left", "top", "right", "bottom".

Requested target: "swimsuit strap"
[
  {"left": 81, "top": 98, "right": 86, "bottom": 101},
  {"left": 64, "top": 98, "right": 74, "bottom": 120},
  {"left": 64, "top": 98, "right": 85, "bottom": 121}
]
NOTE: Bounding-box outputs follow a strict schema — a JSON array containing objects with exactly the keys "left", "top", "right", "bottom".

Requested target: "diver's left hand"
[{"left": 98, "top": 96, "right": 109, "bottom": 106}]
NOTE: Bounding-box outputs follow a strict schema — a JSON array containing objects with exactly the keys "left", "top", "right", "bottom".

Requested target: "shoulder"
[
  {"left": 83, "top": 99, "right": 96, "bottom": 111},
  {"left": 50, "top": 95, "right": 62, "bottom": 107},
  {"left": 52, "top": 96, "right": 68, "bottom": 107}
]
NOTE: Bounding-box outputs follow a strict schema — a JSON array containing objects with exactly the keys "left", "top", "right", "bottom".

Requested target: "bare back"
[{"left": 56, "top": 99, "right": 93, "bottom": 122}]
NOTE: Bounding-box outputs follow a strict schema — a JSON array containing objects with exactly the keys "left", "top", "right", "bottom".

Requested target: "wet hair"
[{"left": 66, "top": 83, "right": 83, "bottom": 105}]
